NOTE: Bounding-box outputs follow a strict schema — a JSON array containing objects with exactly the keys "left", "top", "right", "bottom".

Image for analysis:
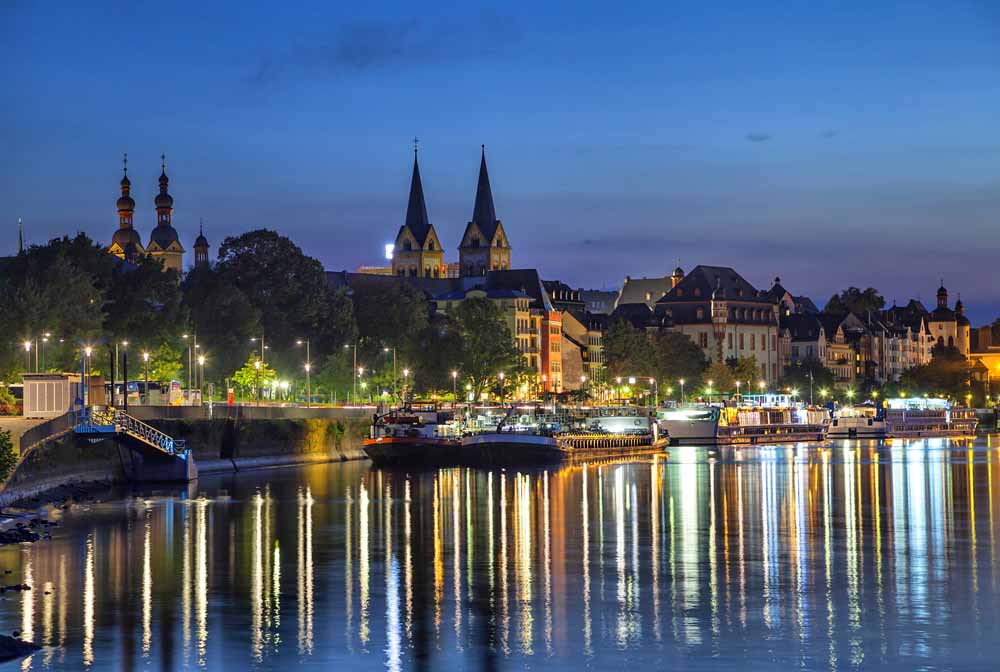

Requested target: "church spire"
[
  {"left": 403, "top": 140, "right": 431, "bottom": 243},
  {"left": 470, "top": 144, "right": 498, "bottom": 237},
  {"left": 17, "top": 218, "right": 23, "bottom": 255}
]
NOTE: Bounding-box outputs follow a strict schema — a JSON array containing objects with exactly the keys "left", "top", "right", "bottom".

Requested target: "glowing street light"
[
  {"left": 679, "top": 378, "right": 686, "bottom": 403},
  {"left": 452, "top": 370, "right": 458, "bottom": 399}
]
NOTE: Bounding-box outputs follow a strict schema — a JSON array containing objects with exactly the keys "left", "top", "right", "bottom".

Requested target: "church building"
[
  {"left": 391, "top": 148, "right": 444, "bottom": 277},
  {"left": 458, "top": 146, "right": 510, "bottom": 276},
  {"left": 108, "top": 153, "right": 207, "bottom": 274}
]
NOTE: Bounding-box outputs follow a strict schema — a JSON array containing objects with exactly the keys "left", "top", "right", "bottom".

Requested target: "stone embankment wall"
[{"left": 0, "top": 407, "right": 373, "bottom": 507}]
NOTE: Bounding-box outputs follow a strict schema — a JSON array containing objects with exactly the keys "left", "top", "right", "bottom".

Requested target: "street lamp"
[
  {"left": 383, "top": 347, "right": 397, "bottom": 402},
  {"left": 499, "top": 372, "right": 506, "bottom": 405},
  {"left": 616, "top": 376, "right": 622, "bottom": 405},
  {"left": 707, "top": 379, "right": 714, "bottom": 401},
  {"left": 23, "top": 341, "right": 31, "bottom": 372},
  {"left": 41, "top": 332, "right": 51, "bottom": 371},
  {"left": 344, "top": 343, "right": 357, "bottom": 404},
  {"left": 649, "top": 377, "right": 657, "bottom": 407},
  {"left": 679, "top": 378, "right": 686, "bottom": 404},
  {"left": 297, "top": 339, "right": 311, "bottom": 407},
  {"left": 452, "top": 370, "right": 458, "bottom": 401},
  {"left": 254, "top": 359, "right": 262, "bottom": 406},
  {"left": 735, "top": 380, "right": 741, "bottom": 401},
  {"left": 402, "top": 368, "right": 410, "bottom": 402},
  {"left": 758, "top": 380, "right": 766, "bottom": 394},
  {"left": 142, "top": 351, "right": 150, "bottom": 404},
  {"left": 197, "top": 354, "right": 206, "bottom": 400}
]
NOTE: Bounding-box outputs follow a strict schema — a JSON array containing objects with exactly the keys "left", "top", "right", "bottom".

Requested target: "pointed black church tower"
[
  {"left": 458, "top": 145, "right": 509, "bottom": 276},
  {"left": 391, "top": 141, "right": 444, "bottom": 277}
]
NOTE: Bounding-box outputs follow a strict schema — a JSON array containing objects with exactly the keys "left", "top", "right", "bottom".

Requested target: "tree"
[
  {"left": 103, "top": 255, "right": 184, "bottom": 345},
  {"left": 215, "top": 230, "right": 355, "bottom": 373},
  {"left": 900, "top": 345, "right": 970, "bottom": 399},
  {"left": 232, "top": 354, "right": 276, "bottom": 399},
  {"left": 182, "top": 267, "right": 262, "bottom": 381},
  {"left": 779, "top": 358, "right": 837, "bottom": 400},
  {"left": 824, "top": 287, "right": 885, "bottom": 317},
  {"left": 0, "top": 430, "right": 16, "bottom": 483},
  {"left": 649, "top": 331, "right": 708, "bottom": 386},
  {"left": 411, "top": 314, "right": 465, "bottom": 396},
  {"left": 603, "top": 319, "right": 655, "bottom": 379},
  {"left": 451, "top": 298, "right": 523, "bottom": 399},
  {"left": 728, "top": 356, "right": 763, "bottom": 387},
  {"left": 704, "top": 361, "right": 735, "bottom": 394}
]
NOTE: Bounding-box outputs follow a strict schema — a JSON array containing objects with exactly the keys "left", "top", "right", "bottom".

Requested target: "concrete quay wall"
[{"left": 0, "top": 410, "right": 372, "bottom": 508}]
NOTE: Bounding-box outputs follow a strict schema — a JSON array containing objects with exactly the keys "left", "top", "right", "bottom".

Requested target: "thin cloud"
[
  {"left": 746, "top": 133, "right": 772, "bottom": 143},
  {"left": 820, "top": 129, "right": 839, "bottom": 139},
  {"left": 248, "top": 14, "right": 519, "bottom": 87}
]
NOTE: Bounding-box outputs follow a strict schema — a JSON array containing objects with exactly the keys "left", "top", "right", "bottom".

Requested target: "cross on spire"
[
  {"left": 413, "top": 136, "right": 419, "bottom": 156},
  {"left": 122, "top": 152, "right": 128, "bottom": 176},
  {"left": 161, "top": 153, "right": 166, "bottom": 173}
]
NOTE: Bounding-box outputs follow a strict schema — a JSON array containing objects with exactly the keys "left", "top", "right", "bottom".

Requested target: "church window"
[
  {"left": 696, "top": 307, "right": 704, "bottom": 320},
  {"left": 403, "top": 240, "right": 412, "bottom": 251},
  {"left": 676, "top": 289, "right": 684, "bottom": 297},
  {"left": 428, "top": 241, "right": 435, "bottom": 251},
  {"left": 472, "top": 237, "right": 481, "bottom": 248}
]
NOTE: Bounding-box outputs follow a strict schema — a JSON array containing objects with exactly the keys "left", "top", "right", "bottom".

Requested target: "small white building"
[{"left": 22, "top": 373, "right": 82, "bottom": 419}]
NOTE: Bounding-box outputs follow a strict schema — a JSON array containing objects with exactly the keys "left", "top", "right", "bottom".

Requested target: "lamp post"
[
  {"left": 758, "top": 380, "right": 766, "bottom": 395},
  {"left": 649, "top": 378, "right": 657, "bottom": 407},
  {"left": 383, "top": 347, "right": 397, "bottom": 402},
  {"left": 735, "top": 380, "right": 741, "bottom": 402},
  {"left": 254, "top": 360, "right": 261, "bottom": 406},
  {"left": 198, "top": 355, "right": 206, "bottom": 401},
  {"left": 297, "top": 339, "right": 311, "bottom": 407},
  {"left": 679, "top": 378, "right": 686, "bottom": 404},
  {"left": 82, "top": 346, "right": 93, "bottom": 411},
  {"left": 23, "top": 341, "right": 31, "bottom": 373},
  {"left": 498, "top": 372, "right": 506, "bottom": 405},
  {"left": 142, "top": 352, "right": 150, "bottom": 404},
  {"left": 402, "top": 368, "right": 410, "bottom": 402},
  {"left": 358, "top": 366, "right": 365, "bottom": 405},
  {"left": 616, "top": 376, "right": 622, "bottom": 405},
  {"left": 345, "top": 343, "right": 357, "bottom": 404},
  {"left": 707, "top": 379, "right": 714, "bottom": 402},
  {"left": 41, "top": 332, "right": 51, "bottom": 371},
  {"left": 452, "top": 370, "right": 458, "bottom": 402}
]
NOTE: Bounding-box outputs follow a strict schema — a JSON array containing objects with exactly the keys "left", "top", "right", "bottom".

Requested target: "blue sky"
[{"left": 4, "top": 0, "right": 999, "bottom": 321}]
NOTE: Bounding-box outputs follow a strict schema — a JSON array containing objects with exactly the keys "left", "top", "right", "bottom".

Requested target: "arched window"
[
  {"left": 696, "top": 307, "right": 705, "bottom": 320},
  {"left": 471, "top": 237, "right": 481, "bottom": 248},
  {"left": 403, "top": 240, "right": 412, "bottom": 251},
  {"left": 428, "top": 241, "right": 435, "bottom": 251}
]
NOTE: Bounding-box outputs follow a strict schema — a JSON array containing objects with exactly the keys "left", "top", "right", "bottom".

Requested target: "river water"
[{"left": 2, "top": 436, "right": 1000, "bottom": 670}]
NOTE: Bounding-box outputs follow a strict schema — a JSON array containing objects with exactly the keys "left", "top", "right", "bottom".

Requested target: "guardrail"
[{"left": 75, "top": 408, "right": 186, "bottom": 457}]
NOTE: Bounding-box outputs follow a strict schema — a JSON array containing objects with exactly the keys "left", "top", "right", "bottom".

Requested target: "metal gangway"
[{"left": 75, "top": 408, "right": 188, "bottom": 458}]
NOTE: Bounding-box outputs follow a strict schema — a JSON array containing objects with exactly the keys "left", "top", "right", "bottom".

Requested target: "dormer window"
[
  {"left": 694, "top": 288, "right": 702, "bottom": 297},
  {"left": 428, "top": 241, "right": 435, "bottom": 251},
  {"left": 471, "top": 237, "right": 480, "bottom": 248},
  {"left": 676, "top": 288, "right": 684, "bottom": 297},
  {"left": 403, "top": 240, "right": 412, "bottom": 251},
  {"left": 696, "top": 307, "right": 705, "bottom": 320}
]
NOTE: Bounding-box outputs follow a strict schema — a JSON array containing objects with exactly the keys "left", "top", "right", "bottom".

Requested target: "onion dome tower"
[
  {"left": 193, "top": 220, "right": 210, "bottom": 269},
  {"left": 109, "top": 153, "right": 145, "bottom": 262},
  {"left": 146, "top": 154, "right": 185, "bottom": 273}
]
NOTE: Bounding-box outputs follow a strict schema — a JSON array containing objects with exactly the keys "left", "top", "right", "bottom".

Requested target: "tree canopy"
[{"left": 824, "top": 287, "right": 885, "bottom": 317}]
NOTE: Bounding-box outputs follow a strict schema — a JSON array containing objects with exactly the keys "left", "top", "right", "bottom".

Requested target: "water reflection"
[{"left": 1, "top": 438, "right": 1000, "bottom": 669}]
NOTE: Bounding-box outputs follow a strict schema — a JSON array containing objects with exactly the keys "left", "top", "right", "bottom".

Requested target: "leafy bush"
[
  {"left": 0, "top": 387, "right": 17, "bottom": 416},
  {"left": 0, "top": 429, "right": 17, "bottom": 483}
]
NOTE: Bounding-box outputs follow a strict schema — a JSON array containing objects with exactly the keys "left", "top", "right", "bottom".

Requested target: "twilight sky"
[{"left": 3, "top": 0, "right": 999, "bottom": 322}]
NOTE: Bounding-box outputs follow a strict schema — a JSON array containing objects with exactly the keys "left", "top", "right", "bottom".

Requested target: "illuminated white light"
[{"left": 385, "top": 244, "right": 394, "bottom": 260}]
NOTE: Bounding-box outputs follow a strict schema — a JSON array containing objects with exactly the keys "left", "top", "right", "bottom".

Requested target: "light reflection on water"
[{"left": 1, "top": 436, "right": 1000, "bottom": 670}]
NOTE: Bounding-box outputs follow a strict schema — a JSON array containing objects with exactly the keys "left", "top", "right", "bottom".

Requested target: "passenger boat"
[
  {"left": 829, "top": 405, "right": 887, "bottom": 439},
  {"left": 459, "top": 405, "right": 669, "bottom": 465},
  {"left": 363, "top": 404, "right": 462, "bottom": 467},
  {"left": 656, "top": 393, "right": 830, "bottom": 445},
  {"left": 883, "top": 398, "right": 978, "bottom": 438}
]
